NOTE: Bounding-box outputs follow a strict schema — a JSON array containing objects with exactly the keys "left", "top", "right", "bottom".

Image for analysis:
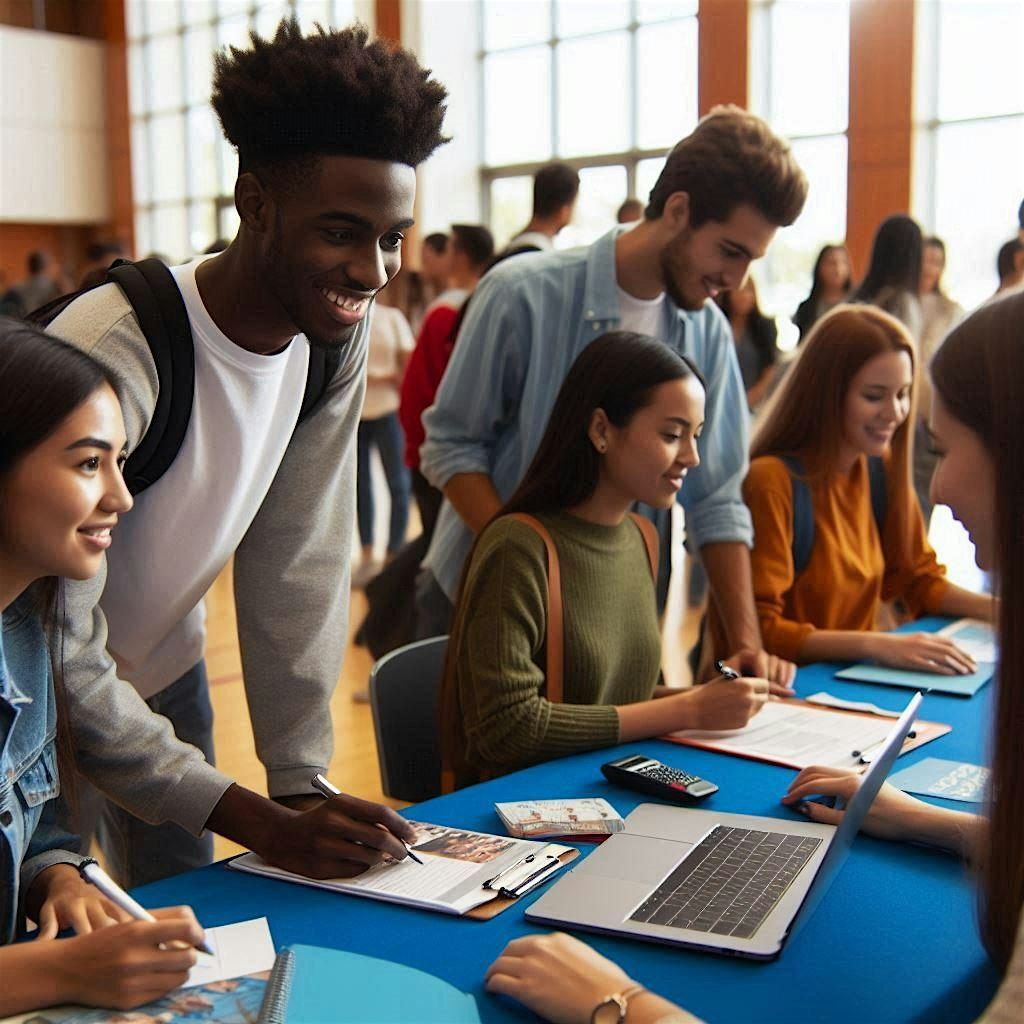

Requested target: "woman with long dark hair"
[
  {"left": 727, "top": 305, "right": 990, "bottom": 671},
  {"left": 792, "top": 243, "right": 851, "bottom": 341},
  {"left": 439, "top": 332, "right": 768, "bottom": 788},
  {"left": 851, "top": 214, "right": 924, "bottom": 340},
  {"left": 0, "top": 318, "right": 205, "bottom": 1015},
  {"left": 716, "top": 279, "right": 779, "bottom": 412},
  {"left": 484, "top": 290, "right": 1024, "bottom": 1024}
]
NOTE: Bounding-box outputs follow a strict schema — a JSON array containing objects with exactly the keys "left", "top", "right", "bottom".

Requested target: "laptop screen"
[{"left": 788, "top": 691, "right": 924, "bottom": 937}]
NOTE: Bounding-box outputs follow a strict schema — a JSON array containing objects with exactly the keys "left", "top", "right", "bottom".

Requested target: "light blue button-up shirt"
[{"left": 420, "top": 227, "right": 754, "bottom": 601}]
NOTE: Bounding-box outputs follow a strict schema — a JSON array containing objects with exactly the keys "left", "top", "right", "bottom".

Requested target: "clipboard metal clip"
[{"left": 482, "top": 847, "right": 562, "bottom": 898}]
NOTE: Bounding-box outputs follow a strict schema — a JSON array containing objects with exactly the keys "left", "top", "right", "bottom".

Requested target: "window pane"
[
  {"left": 219, "top": 135, "right": 239, "bottom": 194},
  {"left": 635, "top": 156, "right": 663, "bottom": 208},
  {"left": 637, "top": 0, "right": 697, "bottom": 21},
  {"left": 761, "top": 0, "right": 849, "bottom": 136},
  {"left": 150, "top": 112, "right": 188, "bottom": 202},
  {"left": 256, "top": 1, "right": 292, "bottom": 37},
  {"left": 146, "top": 34, "right": 184, "bottom": 112},
  {"left": 218, "top": 0, "right": 252, "bottom": 16},
  {"left": 129, "top": 40, "right": 148, "bottom": 114},
  {"left": 218, "top": 11, "right": 253, "bottom": 49},
  {"left": 637, "top": 18, "right": 697, "bottom": 150},
  {"left": 125, "top": 0, "right": 146, "bottom": 40},
  {"left": 189, "top": 199, "right": 220, "bottom": 255},
  {"left": 296, "top": 0, "right": 332, "bottom": 31},
  {"left": 219, "top": 202, "right": 241, "bottom": 242},
  {"left": 483, "top": 0, "right": 551, "bottom": 51},
  {"left": 484, "top": 47, "right": 552, "bottom": 165},
  {"left": 757, "top": 134, "right": 847, "bottom": 319},
  {"left": 557, "top": 164, "right": 627, "bottom": 249},
  {"left": 182, "top": 0, "right": 214, "bottom": 24},
  {"left": 937, "top": 1, "right": 1024, "bottom": 121},
  {"left": 184, "top": 24, "right": 216, "bottom": 105},
  {"left": 151, "top": 204, "right": 190, "bottom": 265},
  {"left": 932, "top": 117, "right": 1024, "bottom": 308},
  {"left": 188, "top": 106, "right": 220, "bottom": 197},
  {"left": 490, "top": 175, "right": 533, "bottom": 250},
  {"left": 557, "top": 32, "right": 630, "bottom": 156},
  {"left": 131, "top": 119, "right": 151, "bottom": 205},
  {"left": 332, "top": 0, "right": 356, "bottom": 22},
  {"left": 134, "top": 208, "right": 153, "bottom": 260},
  {"left": 556, "top": 0, "right": 630, "bottom": 38},
  {"left": 146, "top": 0, "right": 183, "bottom": 35}
]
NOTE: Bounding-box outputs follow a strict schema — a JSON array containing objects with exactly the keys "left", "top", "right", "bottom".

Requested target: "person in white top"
[{"left": 356, "top": 304, "right": 415, "bottom": 576}]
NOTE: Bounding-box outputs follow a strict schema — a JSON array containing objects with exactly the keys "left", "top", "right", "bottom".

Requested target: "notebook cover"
[
  {"left": 833, "top": 661, "right": 994, "bottom": 697},
  {"left": 257, "top": 945, "right": 481, "bottom": 1023}
]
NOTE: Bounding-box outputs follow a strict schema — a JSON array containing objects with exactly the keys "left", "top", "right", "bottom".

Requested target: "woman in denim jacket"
[{"left": 0, "top": 318, "right": 205, "bottom": 1015}]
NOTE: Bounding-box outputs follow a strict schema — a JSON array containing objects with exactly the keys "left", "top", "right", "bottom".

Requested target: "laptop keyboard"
[{"left": 629, "top": 825, "right": 822, "bottom": 939}]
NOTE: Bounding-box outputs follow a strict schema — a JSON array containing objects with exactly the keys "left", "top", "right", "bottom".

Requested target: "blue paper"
[
  {"left": 833, "top": 660, "right": 993, "bottom": 697},
  {"left": 281, "top": 945, "right": 481, "bottom": 1023},
  {"left": 887, "top": 758, "right": 990, "bottom": 803}
]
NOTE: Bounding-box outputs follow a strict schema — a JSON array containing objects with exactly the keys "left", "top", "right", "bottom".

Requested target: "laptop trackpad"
[{"left": 576, "top": 833, "right": 689, "bottom": 884}]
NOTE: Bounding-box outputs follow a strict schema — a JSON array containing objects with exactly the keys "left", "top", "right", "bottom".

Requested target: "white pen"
[
  {"left": 78, "top": 858, "right": 214, "bottom": 956},
  {"left": 310, "top": 772, "right": 424, "bottom": 865}
]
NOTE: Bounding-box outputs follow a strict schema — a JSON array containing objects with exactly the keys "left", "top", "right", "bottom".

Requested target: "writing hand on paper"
[
  {"left": 27, "top": 863, "right": 132, "bottom": 939},
  {"left": 683, "top": 675, "right": 769, "bottom": 731},
  {"left": 51, "top": 907, "right": 204, "bottom": 1011},
  {"left": 722, "top": 648, "right": 797, "bottom": 696},
  {"left": 867, "top": 633, "right": 977, "bottom": 675},
  {"left": 263, "top": 791, "right": 418, "bottom": 879}
]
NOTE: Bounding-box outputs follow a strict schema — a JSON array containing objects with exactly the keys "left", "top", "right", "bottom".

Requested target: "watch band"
[{"left": 590, "top": 983, "right": 646, "bottom": 1023}]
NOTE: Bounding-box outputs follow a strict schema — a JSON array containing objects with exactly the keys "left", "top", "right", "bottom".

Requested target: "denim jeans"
[
  {"left": 357, "top": 413, "right": 411, "bottom": 554},
  {"left": 76, "top": 661, "right": 215, "bottom": 887}
]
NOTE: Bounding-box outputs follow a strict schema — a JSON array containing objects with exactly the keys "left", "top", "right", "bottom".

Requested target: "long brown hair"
[
  {"left": 751, "top": 304, "right": 920, "bottom": 552},
  {"left": 931, "top": 289, "right": 1024, "bottom": 968}
]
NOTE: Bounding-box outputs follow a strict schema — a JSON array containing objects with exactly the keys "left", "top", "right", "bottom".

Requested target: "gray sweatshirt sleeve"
[
  {"left": 232, "top": 320, "right": 369, "bottom": 798},
  {"left": 52, "top": 285, "right": 234, "bottom": 836}
]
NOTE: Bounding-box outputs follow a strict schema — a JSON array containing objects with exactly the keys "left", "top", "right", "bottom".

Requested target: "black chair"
[{"left": 369, "top": 636, "right": 448, "bottom": 803}]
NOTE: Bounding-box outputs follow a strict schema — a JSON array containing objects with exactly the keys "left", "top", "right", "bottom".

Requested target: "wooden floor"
[{"left": 205, "top": 508, "right": 700, "bottom": 860}]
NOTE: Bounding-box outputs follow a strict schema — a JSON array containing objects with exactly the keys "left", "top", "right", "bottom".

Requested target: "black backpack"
[
  {"left": 29, "top": 259, "right": 340, "bottom": 496},
  {"left": 780, "top": 454, "right": 888, "bottom": 575}
]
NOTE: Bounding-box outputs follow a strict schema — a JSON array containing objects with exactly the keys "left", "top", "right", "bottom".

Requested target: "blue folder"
[
  {"left": 833, "top": 660, "right": 994, "bottom": 697},
  {"left": 258, "top": 944, "right": 482, "bottom": 1023}
]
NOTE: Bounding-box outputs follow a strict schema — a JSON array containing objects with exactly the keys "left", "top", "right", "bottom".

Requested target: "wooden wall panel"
[
  {"left": 846, "top": 0, "right": 915, "bottom": 274},
  {"left": 102, "top": 0, "right": 135, "bottom": 254},
  {"left": 698, "top": 0, "right": 749, "bottom": 114}
]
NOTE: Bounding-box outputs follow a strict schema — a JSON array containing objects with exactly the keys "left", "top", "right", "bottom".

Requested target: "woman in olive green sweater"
[{"left": 440, "top": 332, "right": 769, "bottom": 786}]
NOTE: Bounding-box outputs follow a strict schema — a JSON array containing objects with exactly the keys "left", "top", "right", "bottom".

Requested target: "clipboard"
[
  {"left": 661, "top": 697, "right": 951, "bottom": 770},
  {"left": 466, "top": 846, "right": 579, "bottom": 920}
]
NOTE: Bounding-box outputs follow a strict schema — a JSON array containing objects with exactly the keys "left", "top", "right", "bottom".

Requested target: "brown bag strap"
[
  {"left": 507, "top": 513, "right": 564, "bottom": 705},
  {"left": 628, "top": 512, "right": 659, "bottom": 582}
]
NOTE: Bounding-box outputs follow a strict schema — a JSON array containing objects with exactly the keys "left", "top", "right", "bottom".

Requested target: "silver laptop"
[{"left": 526, "top": 692, "right": 922, "bottom": 960}]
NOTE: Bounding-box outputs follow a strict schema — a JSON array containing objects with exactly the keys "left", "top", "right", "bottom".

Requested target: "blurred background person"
[
  {"left": 792, "top": 243, "right": 852, "bottom": 341},
  {"left": 505, "top": 161, "right": 580, "bottom": 253},
  {"left": 10, "top": 250, "right": 61, "bottom": 316},
  {"left": 717, "top": 278, "right": 779, "bottom": 415},
  {"left": 995, "top": 238, "right": 1024, "bottom": 296},
  {"left": 851, "top": 214, "right": 923, "bottom": 342},
  {"left": 616, "top": 197, "right": 644, "bottom": 224}
]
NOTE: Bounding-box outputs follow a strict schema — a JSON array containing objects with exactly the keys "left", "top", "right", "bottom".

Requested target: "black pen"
[
  {"left": 715, "top": 660, "right": 741, "bottom": 681},
  {"left": 78, "top": 858, "right": 215, "bottom": 956},
  {"left": 310, "top": 773, "right": 424, "bottom": 865}
]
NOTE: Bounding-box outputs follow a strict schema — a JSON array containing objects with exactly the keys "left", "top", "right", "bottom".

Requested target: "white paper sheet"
[
  {"left": 937, "top": 617, "right": 998, "bottom": 662},
  {"left": 184, "top": 916, "right": 276, "bottom": 988}
]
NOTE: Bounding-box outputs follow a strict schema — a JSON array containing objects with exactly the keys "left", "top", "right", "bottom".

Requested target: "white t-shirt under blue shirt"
[
  {"left": 100, "top": 256, "right": 310, "bottom": 698},
  {"left": 617, "top": 284, "right": 667, "bottom": 340}
]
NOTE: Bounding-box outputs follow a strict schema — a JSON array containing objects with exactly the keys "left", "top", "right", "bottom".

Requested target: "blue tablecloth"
[{"left": 136, "top": 618, "right": 1001, "bottom": 1023}]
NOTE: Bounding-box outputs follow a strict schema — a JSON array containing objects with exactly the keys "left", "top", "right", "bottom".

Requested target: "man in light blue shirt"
[{"left": 419, "top": 108, "right": 808, "bottom": 690}]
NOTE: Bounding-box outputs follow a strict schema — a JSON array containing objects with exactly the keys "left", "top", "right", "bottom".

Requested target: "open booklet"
[{"left": 230, "top": 822, "right": 577, "bottom": 918}]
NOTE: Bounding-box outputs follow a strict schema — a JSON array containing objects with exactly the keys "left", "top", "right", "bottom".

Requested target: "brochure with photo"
[
  {"left": 229, "top": 822, "right": 576, "bottom": 917},
  {"left": 495, "top": 798, "right": 625, "bottom": 839}
]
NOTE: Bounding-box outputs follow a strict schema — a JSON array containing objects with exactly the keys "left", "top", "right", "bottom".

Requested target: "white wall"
[
  {"left": 0, "top": 26, "right": 110, "bottom": 224},
  {"left": 403, "top": 0, "right": 482, "bottom": 233}
]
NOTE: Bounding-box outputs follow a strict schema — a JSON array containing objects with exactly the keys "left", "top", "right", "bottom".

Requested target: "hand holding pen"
[{"left": 311, "top": 773, "right": 424, "bottom": 865}]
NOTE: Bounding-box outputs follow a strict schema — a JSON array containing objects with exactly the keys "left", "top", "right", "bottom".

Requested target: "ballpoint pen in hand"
[
  {"left": 310, "top": 772, "right": 424, "bottom": 865},
  {"left": 715, "top": 660, "right": 741, "bottom": 681},
  {"left": 78, "top": 858, "right": 215, "bottom": 956}
]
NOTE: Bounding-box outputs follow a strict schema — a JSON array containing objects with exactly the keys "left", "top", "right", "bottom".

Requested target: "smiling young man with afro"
[{"left": 46, "top": 19, "right": 448, "bottom": 888}]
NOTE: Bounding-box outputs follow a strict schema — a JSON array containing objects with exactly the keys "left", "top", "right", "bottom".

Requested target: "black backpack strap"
[
  {"left": 780, "top": 455, "right": 815, "bottom": 578},
  {"left": 867, "top": 455, "right": 888, "bottom": 540},
  {"left": 298, "top": 344, "right": 343, "bottom": 426},
  {"left": 107, "top": 259, "right": 194, "bottom": 495}
]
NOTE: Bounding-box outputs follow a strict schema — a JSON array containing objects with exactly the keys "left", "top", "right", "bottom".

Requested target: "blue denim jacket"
[
  {"left": 420, "top": 227, "right": 754, "bottom": 599},
  {"left": 1, "top": 595, "right": 83, "bottom": 943}
]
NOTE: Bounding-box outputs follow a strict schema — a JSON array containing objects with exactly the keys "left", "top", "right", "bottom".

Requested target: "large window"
[
  {"left": 749, "top": 0, "right": 850, "bottom": 342},
  {"left": 480, "top": 0, "right": 699, "bottom": 251},
  {"left": 127, "top": 0, "right": 357, "bottom": 263},
  {"left": 912, "top": 0, "right": 1024, "bottom": 310}
]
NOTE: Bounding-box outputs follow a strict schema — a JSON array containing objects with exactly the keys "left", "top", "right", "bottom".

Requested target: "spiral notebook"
[{"left": 257, "top": 945, "right": 481, "bottom": 1023}]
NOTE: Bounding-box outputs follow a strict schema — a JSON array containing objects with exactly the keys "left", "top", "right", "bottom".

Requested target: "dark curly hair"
[{"left": 211, "top": 18, "right": 448, "bottom": 185}]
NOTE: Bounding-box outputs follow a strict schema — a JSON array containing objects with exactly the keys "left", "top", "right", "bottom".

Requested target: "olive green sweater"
[{"left": 453, "top": 511, "right": 661, "bottom": 776}]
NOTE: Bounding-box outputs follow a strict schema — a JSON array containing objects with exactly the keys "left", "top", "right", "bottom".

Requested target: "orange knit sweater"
[{"left": 744, "top": 454, "right": 950, "bottom": 663}]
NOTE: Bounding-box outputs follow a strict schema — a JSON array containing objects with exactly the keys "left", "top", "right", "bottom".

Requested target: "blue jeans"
[
  {"left": 357, "top": 413, "right": 411, "bottom": 554},
  {"left": 77, "top": 662, "right": 215, "bottom": 887}
]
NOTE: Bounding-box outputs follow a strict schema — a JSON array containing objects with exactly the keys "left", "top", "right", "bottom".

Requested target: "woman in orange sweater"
[{"left": 743, "top": 304, "right": 991, "bottom": 671}]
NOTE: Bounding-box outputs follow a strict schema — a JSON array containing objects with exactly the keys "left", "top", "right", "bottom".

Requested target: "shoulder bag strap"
[
  {"left": 780, "top": 454, "right": 815, "bottom": 577},
  {"left": 507, "top": 513, "right": 564, "bottom": 705},
  {"left": 867, "top": 455, "right": 888, "bottom": 539},
  {"left": 627, "top": 512, "right": 659, "bottom": 581}
]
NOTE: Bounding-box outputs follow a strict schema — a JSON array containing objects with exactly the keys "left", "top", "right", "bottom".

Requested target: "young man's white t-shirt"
[
  {"left": 617, "top": 285, "right": 667, "bottom": 339},
  {"left": 100, "top": 256, "right": 310, "bottom": 698}
]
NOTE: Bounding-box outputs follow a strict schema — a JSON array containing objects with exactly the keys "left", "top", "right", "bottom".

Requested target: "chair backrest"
[{"left": 369, "top": 635, "right": 449, "bottom": 803}]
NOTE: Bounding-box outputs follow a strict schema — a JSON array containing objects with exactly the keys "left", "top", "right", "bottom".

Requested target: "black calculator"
[{"left": 601, "top": 754, "right": 719, "bottom": 802}]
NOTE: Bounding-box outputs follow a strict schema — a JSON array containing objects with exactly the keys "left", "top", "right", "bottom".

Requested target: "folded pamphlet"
[{"left": 494, "top": 798, "right": 625, "bottom": 839}]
